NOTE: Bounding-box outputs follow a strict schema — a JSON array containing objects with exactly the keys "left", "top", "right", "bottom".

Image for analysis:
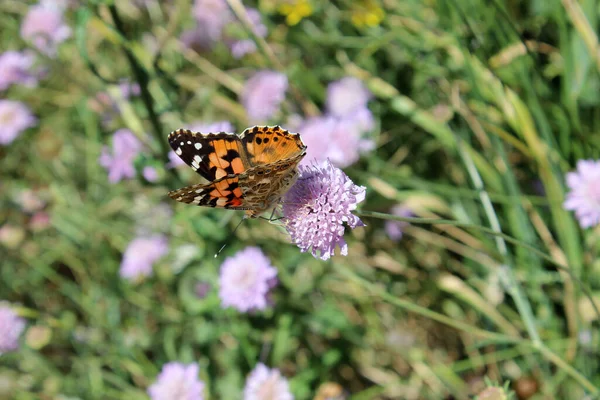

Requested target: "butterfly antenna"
[{"left": 214, "top": 216, "right": 248, "bottom": 258}]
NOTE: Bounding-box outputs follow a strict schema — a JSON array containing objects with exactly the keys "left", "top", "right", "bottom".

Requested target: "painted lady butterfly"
[{"left": 167, "top": 125, "right": 307, "bottom": 218}]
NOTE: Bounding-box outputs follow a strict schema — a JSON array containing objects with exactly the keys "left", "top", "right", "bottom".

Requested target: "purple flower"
[
  {"left": 282, "top": 160, "right": 366, "bottom": 260},
  {"left": 0, "top": 100, "right": 37, "bottom": 145},
  {"left": 241, "top": 71, "right": 288, "bottom": 123},
  {"left": 119, "top": 235, "right": 168, "bottom": 281},
  {"left": 298, "top": 116, "right": 374, "bottom": 168},
  {"left": 99, "top": 129, "right": 143, "bottom": 183},
  {"left": 326, "top": 77, "right": 372, "bottom": 120},
  {"left": 218, "top": 247, "right": 278, "bottom": 312},
  {"left": 148, "top": 362, "right": 205, "bottom": 400},
  {"left": 143, "top": 166, "right": 159, "bottom": 182},
  {"left": 20, "top": 2, "right": 71, "bottom": 57},
  {"left": 0, "top": 51, "right": 38, "bottom": 91},
  {"left": 564, "top": 159, "right": 600, "bottom": 228},
  {"left": 385, "top": 205, "right": 413, "bottom": 241},
  {"left": 227, "top": 8, "right": 267, "bottom": 59},
  {"left": 0, "top": 303, "right": 26, "bottom": 355},
  {"left": 192, "top": 0, "right": 232, "bottom": 43},
  {"left": 185, "top": 120, "right": 233, "bottom": 134},
  {"left": 243, "top": 363, "right": 293, "bottom": 400}
]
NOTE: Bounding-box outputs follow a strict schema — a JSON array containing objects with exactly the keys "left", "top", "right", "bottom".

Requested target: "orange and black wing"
[
  {"left": 168, "top": 129, "right": 248, "bottom": 181},
  {"left": 167, "top": 175, "right": 249, "bottom": 210},
  {"left": 239, "top": 125, "right": 306, "bottom": 166}
]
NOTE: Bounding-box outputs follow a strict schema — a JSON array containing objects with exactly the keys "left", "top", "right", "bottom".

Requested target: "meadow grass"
[{"left": 1, "top": 0, "right": 600, "bottom": 399}]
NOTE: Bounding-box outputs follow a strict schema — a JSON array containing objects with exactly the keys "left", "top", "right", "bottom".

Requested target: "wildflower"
[
  {"left": 148, "top": 362, "right": 205, "bottom": 400},
  {"left": 185, "top": 120, "right": 233, "bottom": 134},
  {"left": 384, "top": 205, "right": 412, "bottom": 241},
  {"left": 278, "top": 0, "right": 313, "bottom": 26},
  {"left": 244, "top": 363, "right": 293, "bottom": 400},
  {"left": 99, "top": 129, "right": 143, "bottom": 183},
  {"left": 142, "top": 166, "right": 159, "bottom": 182},
  {"left": 564, "top": 159, "right": 600, "bottom": 228},
  {"left": 0, "top": 303, "right": 26, "bottom": 355},
  {"left": 282, "top": 160, "right": 366, "bottom": 260},
  {"left": 350, "top": 0, "right": 385, "bottom": 28},
  {"left": 192, "top": 0, "right": 232, "bottom": 43},
  {"left": 20, "top": 2, "right": 71, "bottom": 57},
  {"left": 326, "top": 77, "right": 375, "bottom": 133},
  {"left": 241, "top": 71, "right": 288, "bottom": 123},
  {"left": 226, "top": 8, "right": 267, "bottom": 59},
  {"left": 0, "top": 51, "right": 38, "bottom": 91},
  {"left": 0, "top": 100, "right": 37, "bottom": 145},
  {"left": 298, "top": 117, "right": 373, "bottom": 168},
  {"left": 218, "top": 247, "right": 278, "bottom": 312},
  {"left": 119, "top": 235, "right": 168, "bottom": 280}
]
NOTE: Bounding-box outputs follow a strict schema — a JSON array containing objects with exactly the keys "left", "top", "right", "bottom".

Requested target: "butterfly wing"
[
  {"left": 239, "top": 125, "right": 306, "bottom": 166},
  {"left": 168, "top": 129, "right": 249, "bottom": 181},
  {"left": 167, "top": 175, "right": 249, "bottom": 210}
]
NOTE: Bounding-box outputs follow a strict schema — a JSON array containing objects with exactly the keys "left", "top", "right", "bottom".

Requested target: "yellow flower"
[
  {"left": 278, "top": 0, "right": 313, "bottom": 26},
  {"left": 351, "top": 0, "right": 385, "bottom": 28}
]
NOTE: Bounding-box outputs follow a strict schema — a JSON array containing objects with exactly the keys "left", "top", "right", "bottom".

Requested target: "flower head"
[
  {"left": 278, "top": 0, "right": 313, "bottom": 26},
  {"left": 119, "top": 235, "right": 168, "bottom": 280},
  {"left": 219, "top": 247, "right": 278, "bottom": 312},
  {"left": 244, "top": 363, "right": 293, "bottom": 400},
  {"left": 0, "top": 51, "right": 38, "bottom": 91},
  {"left": 564, "top": 159, "right": 600, "bottom": 228},
  {"left": 192, "top": 0, "right": 232, "bottom": 43},
  {"left": 283, "top": 160, "right": 366, "bottom": 260},
  {"left": 385, "top": 204, "right": 413, "bottom": 241},
  {"left": 0, "top": 303, "right": 26, "bottom": 355},
  {"left": 148, "top": 362, "right": 205, "bottom": 400},
  {"left": 241, "top": 71, "right": 288, "bottom": 123},
  {"left": 142, "top": 166, "right": 159, "bottom": 182},
  {"left": 226, "top": 8, "right": 267, "bottom": 59},
  {"left": 99, "top": 129, "right": 143, "bottom": 183},
  {"left": 326, "top": 77, "right": 374, "bottom": 132},
  {"left": 20, "top": 3, "right": 71, "bottom": 57},
  {"left": 299, "top": 117, "right": 374, "bottom": 168},
  {"left": 0, "top": 100, "right": 37, "bottom": 145}
]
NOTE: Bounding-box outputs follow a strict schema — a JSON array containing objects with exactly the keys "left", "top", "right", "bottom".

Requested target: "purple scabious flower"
[
  {"left": 0, "top": 303, "right": 26, "bottom": 355},
  {"left": 0, "top": 100, "right": 37, "bottom": 145},
  {"left": 142, "top": 166, "right": 159, "bottom": 182},
  {"left": 326, "top": 77, "right": 373, "bottom": 124},
  {"left": 282, "top": 160, "right": 366, "bottom": 260},
  {"left": 243, "top": 363, "right": 293, "bottom": 400},
  {"left": 20, "top": 2, "right": 71, "bottom": 58},
  {"left": 241, "top": 71, "right": 288, "bottom": 123},
  {"left": 384, "top": 205, "right": 413, "bottom": 241},
  {"left": 192, "top": 0, "right": 232, "bottom": 43},
  {"left": 99, "top": 129, "right": 143, "bottom": 183},
  {"left": 218, "top": 247, "right": 278, "bottom": 312},
  {"left": 119, "top": 235, "right": 168, "bottom": 281},
  {"left": 0, "top": 51, "right": 38, "bottom": 91},
  {"left": 564, "top": 159, "right": 600, "bottom": 228},
  {"left": 148, "top": 362, "right": 205, "bottom": 400},
  {"left": 298, "top": 116, "right": 374, "bottom": 168}
]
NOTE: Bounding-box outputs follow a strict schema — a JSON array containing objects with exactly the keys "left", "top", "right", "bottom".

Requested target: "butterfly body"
[{"left": 167, "top": 125, "right": 306, "bottom": 218}]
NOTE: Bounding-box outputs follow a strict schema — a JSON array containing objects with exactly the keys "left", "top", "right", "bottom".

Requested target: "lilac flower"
[
  {"left": 119, "top": 235, "right": 168, "bottom": 281},
  {"left": 227, "top": 8, "right": 267, "bottom": 59},
  {"left": 148, "top": 362, "right": 205, "bottom": 400},
  {"left": 326, "top": 77, "right": 374, "bottom": 132},
  {"left": 185, "top": 120, "right": 233, "bottom": 134},
  {"left": 99, "top": 129, "right": 143, "bottom": 183},
  {"left": 192, "top": 0, "right": 232, "bottom": 43},
  {"left": 564, "top": 159, "right": 600, "bottom": 228},
  {"left": 282, "top": 160, "right": 366, "bottom": 260},
  {"left": 241, "top": 71, "right": 288, "bottom": 123},
  {"left": 0, "top": 51, "right": 38, "bottom": 91},
  {"left": 0, "top": 303, "right": 26, "bottom": 355},
  {"left": 20, "top": 2, "right": 71, "bottom": 57},
  {"left": 244, "top": 363, "right": 293, "bottom": 400},
  {"left": 298, "top": 116, "right": 374, "bottom": 168},
  {"left": 385, "top": 205, "right": 413, "bottom": 241},
  {"left": 142, "top": 166, "right": 159, "bottom": 182},
  {"left": 218, "top": 247, "right": 278, "bottom": 312},
  {"left": 0, "top": 100, "right": 37, "bottom": 145}
]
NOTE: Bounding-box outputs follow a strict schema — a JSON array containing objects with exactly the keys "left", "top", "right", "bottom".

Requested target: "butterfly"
[{"left": 167, "top": 125, "right": 307, "bottom": 218}]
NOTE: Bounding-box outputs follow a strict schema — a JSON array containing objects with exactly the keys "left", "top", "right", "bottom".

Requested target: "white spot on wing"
[
  {"left": 175, "top": 147, "right": 183, "bottom": 156},
  {"left": 194, "top": 142, "right": 202, "bottom": 150},
  {"left": 187, "top": 141, "right": 192, "bottom": 145}
]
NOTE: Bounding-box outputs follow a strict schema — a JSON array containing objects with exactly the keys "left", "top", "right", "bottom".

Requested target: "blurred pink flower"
[
  {"left": 227, "top": 8, "right": 267, "bottom": 59},
  {"left": 0, "top": 50, "right": 38, "bottom": 91},
  {"left": 193, "top": 0, "right": 232, "bottom": 43},
  {"left": 219, "top": 247, "right": 278, "bottom": 312},
  {"left": 0, "top": 100, "right": 37, "bottom": 145},
  {"left": 385, "top": 205, "right": 413, "bottom": 241},
  {"left": 99, "top": 129, "right": 143, "bottom": 183},
  {"left": 564, "top": 159, "right": 600, "bottom": 228},
  {"left": 20, "top": 2, "right": 71, "bottom": 57},
  {"left": 148, "top": 362, "right": 205, "bottom": 400},
  {"left": 298, "top": 117, "right": 374, "bottom": 168},
  {"left": 120, "top": 235, "right": 169, "bottom": 281},
  {"left": 244, "top": 363, "right": 293, "bottom": 400},
  {"left": 241, "top": 71, "right": 288, "bottom": 123},
  {"left": 142, "top": 166, "right": 159, "bottom": 182},
  {"left": 0, "top": 303, "right": 26, "bottom": 355}
]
